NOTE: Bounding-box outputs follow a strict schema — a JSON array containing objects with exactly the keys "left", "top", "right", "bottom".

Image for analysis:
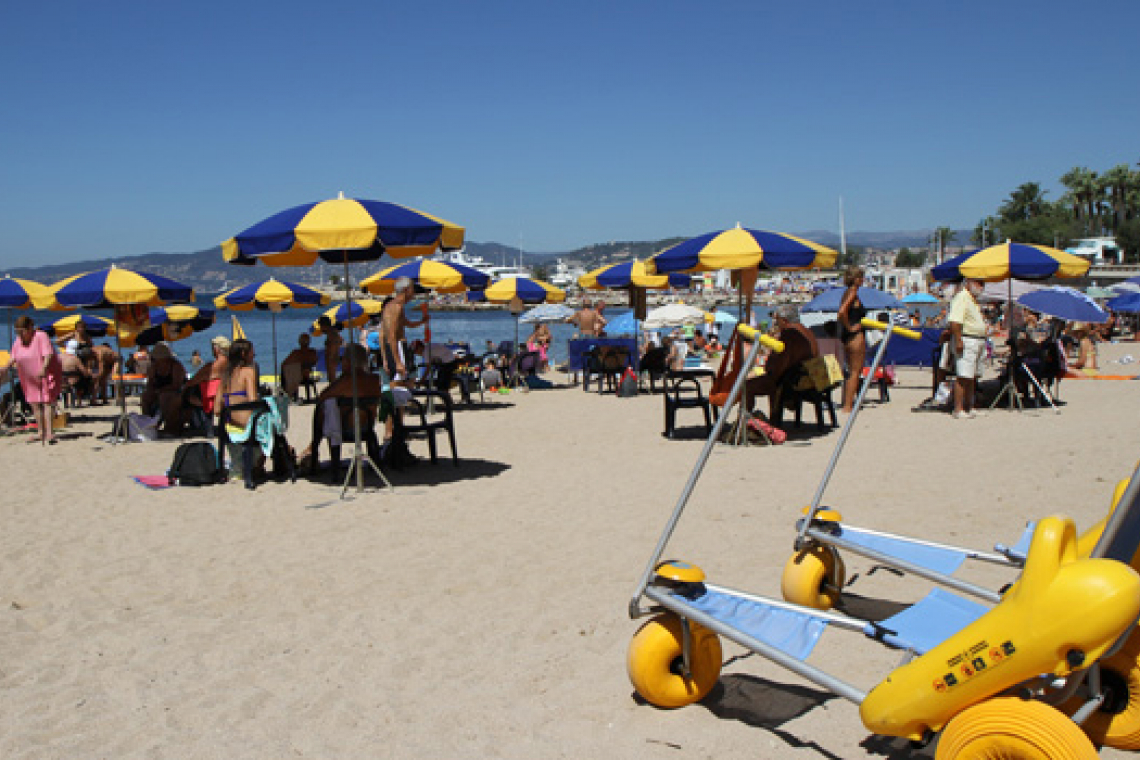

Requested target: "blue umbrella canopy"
[
  {"left": 900, "top": 292, "right": 940, "bottom": 305},
  {"left": 1109, "top": 275, "right": 1140, "bottom": 295},
  {"left": 1017, "top": 286, "right": 1107, "bottom": 324},
  {"left": 801, "top": 286, "right": 901, "bottom": 313},
  {"left": 1107, "top": 293, "right": 1140, "bottom": 313}
]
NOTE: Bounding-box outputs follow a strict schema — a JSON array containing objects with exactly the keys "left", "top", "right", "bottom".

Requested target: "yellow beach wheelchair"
[{"left": 627, "top": 321, "right": 1140, "bottom": 756}]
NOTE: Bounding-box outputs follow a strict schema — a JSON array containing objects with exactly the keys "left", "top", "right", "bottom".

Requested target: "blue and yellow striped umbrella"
[
  {"left": 120, "top": 306, "right": 217, "bottom": 348},
  {"left": 214, "top": 279, "right": 330, "bottom": 311},
  {"left": 223, "top": 194, "right": 465, "bottom": 266},
  {"left": 51, "top": 266, "right": 195, "bottom": 308},
  {"left": 578, "top": 260, "right": 691, "bottom": 290},
  {"left": 0, "top": 276, "right": 63, "bottom": 310},
  {"left": 43, "top": 313, "right": 115, "bottom": 338},
  {"left": 940, "top": 241, "right": 1090, "bottom": 282},
  {"left": 647, "top": 225, "right": 838, "bottom": 275},
  {"left": 482, "top": 277, "right": 566, "bottom": 305},
  {"left": 311, "top": 300, "right": 384, "bottom": 335},
  {"left": 361, "top": 259, "right": 491, "bottom": 295}
]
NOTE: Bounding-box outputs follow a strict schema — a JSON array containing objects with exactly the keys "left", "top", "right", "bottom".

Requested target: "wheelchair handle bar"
[{"left": 860, "top": 317, "right": 921, "bottom": 341}]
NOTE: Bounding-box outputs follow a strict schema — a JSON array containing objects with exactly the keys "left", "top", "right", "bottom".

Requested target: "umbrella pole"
[
  {"left": 3, "top": 309, "right": 14, "bottom": 431},
  {"left": 112, "top": 313, "right": 128, "bottom": 444},
  {"left": 337, "top": 257, "right": 390, "bottom": 498},
  {"left": 271, "top": 310, "right": 279, "bottom": 393}
]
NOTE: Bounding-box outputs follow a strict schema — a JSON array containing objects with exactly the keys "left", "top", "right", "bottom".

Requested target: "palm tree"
[
  {"left": 1000, "top": 182, "right": 1047, "bottom": 222},
  {"left": 1102, "top": 164, "right": 1137, "bottom": 232},
  {"left": 1060, "top": 166, "right": 1095, "bottom": 232}
]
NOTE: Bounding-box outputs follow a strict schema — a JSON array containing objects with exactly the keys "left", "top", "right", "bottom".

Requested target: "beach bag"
[
  {"left": 710, "top": 328, "right": 743, "bottom": 407},
  {"left": 797, "top": 355, "right": 844, "bottom": 391},
  {"left": 168, "top": 442, "right": 222, "bottom": 486},
  {"left": 617, "top": 368, "right": 638, "bottom": 397}
]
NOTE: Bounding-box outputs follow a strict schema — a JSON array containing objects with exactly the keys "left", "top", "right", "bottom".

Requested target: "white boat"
[
  {"left": 435, "top": 249, "right": 531, "bottom": 279},
  {"left": 549, "top": 258, "right": 586, "bottom": 288}
]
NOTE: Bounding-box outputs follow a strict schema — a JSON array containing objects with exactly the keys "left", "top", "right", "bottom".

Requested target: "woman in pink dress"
[{"left": 10, "top": 315, "right": 63, "bottom": 444}]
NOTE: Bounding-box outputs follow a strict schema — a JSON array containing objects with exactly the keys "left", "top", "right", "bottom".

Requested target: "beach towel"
[{"left": 132, "top": 475, "right": 175, "bottom": 490}]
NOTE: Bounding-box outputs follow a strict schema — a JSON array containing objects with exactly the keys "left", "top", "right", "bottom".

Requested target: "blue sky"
[{"left": 2, "top": 0, "right": 1137, "bottom": 268}]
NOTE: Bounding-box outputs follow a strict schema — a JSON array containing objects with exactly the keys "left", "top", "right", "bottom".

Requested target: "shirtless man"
[
  {"left": 316, "top": 315, "right": 343, "bottom": 386},
  {"left": 380, "top": 277, "right": 426, "bottom": 385},
  {"left": 90, "top": 343, "right": 120, "bottom": 404},
  {"left": 280, "top": 333, "right": 319, "bottom": 401},
  {"left": 569, "top": 300, "right": 599, "bottom": 337},
  {"left": 593, "top": 302, "right": 608, "bottom": 336},
  {"left": 60, "top": 340, "right": 94, "bottom": 403}
]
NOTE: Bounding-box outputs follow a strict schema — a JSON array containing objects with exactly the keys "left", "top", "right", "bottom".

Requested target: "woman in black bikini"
[{"left": 838, "top": 266, "right": 867, "bottom": 413}]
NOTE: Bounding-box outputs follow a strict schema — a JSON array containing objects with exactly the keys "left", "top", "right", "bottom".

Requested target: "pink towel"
[{"left": 132, "top": 475, "right": 174, "bottom": 490}]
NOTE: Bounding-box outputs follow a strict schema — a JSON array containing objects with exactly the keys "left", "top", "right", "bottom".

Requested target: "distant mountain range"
[{"left": 5, "top": 229, "right": 973, "bottom": 291}]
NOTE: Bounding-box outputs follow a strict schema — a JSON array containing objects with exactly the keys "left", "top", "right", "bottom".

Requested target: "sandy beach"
[{"left": 3, "top": 341, "right": 1140, "bottom": 759}]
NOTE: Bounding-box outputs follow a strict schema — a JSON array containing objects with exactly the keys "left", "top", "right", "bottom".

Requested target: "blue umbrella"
[
  {"left": 1017, "top": 286, "right": 1107, "bottom": 324},
  {"left": 801, "top": 286, "right": 901, "bottom": 313},
  {"left": 900, "top": 292, "right": 940, "bottom": 305},
  {"left": 710, "top": 310, "right": 739, "bottom": 325},
  {"left": 1107, "top": 293, "right": 1140, "bottom": 313},
  {"left": 1110, "top": 275, "right": 1140, "bottom": 294},
  {"left": 930, "top": 251, "right": 977, "bottom": 282},
  {"left": 520, "top": 303, "right": 575, "bottom": 324}
]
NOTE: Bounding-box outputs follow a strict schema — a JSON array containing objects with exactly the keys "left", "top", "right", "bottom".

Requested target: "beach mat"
[{"left": 132, "top": 475, "right": 174, "bottom": 490}]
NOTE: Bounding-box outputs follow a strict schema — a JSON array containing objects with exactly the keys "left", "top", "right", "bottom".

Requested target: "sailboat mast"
[{"left": 839, "top": 197, "right": 848, "bottom": 260}]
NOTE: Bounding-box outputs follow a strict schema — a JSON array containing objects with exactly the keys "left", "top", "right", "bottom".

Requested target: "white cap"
[{"left": 65, "top": 339, "right": 79, "bottom": 355}]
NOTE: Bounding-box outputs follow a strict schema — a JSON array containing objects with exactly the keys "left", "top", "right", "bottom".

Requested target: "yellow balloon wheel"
[
  {"left": 781, "top": 545, "right": 845, "bottom": 610},
  {"left": 627, "top": 614, "right": 722, "bottom": 709},
  {"left": 1061, "top": 631, "right": 1140, "bottom": 749},
  {"left": 936, "top": 697, "right": 1097, "bottom": 760}
]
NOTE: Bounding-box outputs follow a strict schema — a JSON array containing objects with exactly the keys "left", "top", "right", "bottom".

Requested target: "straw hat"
[{"left": 210, "top": 335, "right": 231, "bottom": 352}]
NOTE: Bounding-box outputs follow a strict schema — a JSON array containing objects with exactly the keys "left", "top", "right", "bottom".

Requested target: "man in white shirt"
[{"left": 948, "top": 279, "right": 987, "bottom": 419}]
